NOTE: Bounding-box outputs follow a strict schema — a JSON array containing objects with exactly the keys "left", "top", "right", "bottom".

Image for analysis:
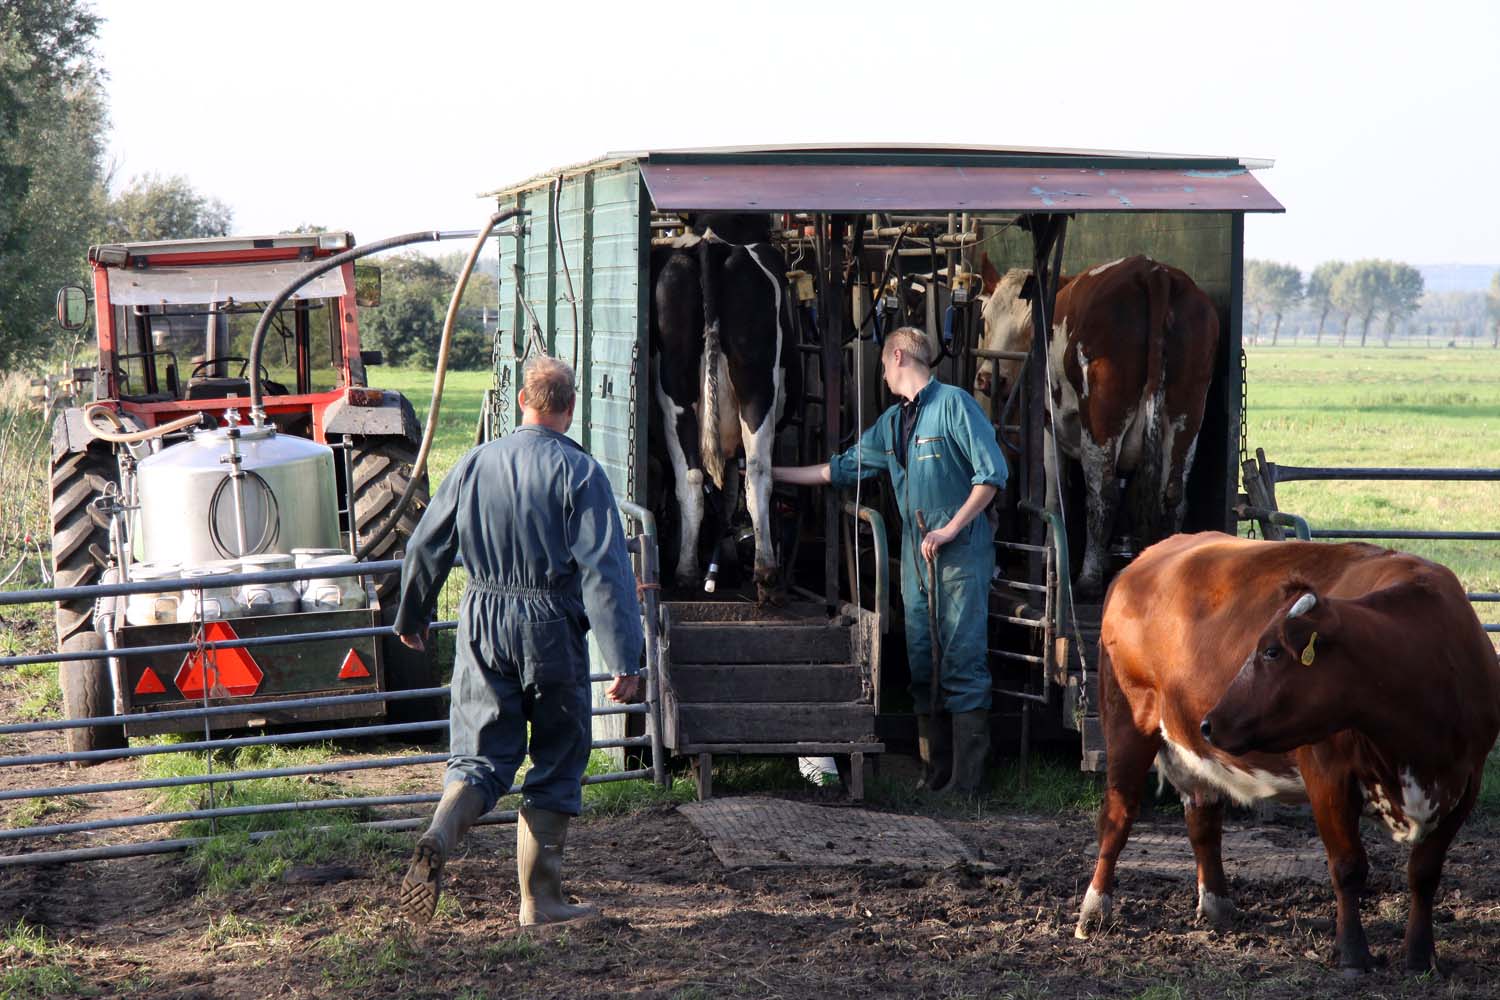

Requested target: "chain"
[{"left": 626, "top": 339, "right": 640, "bottom": 499}]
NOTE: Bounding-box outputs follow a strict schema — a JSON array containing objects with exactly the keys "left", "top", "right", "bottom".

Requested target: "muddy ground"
[{"left": 5, "top": 739, "right": 1500, "bottom": 1000}]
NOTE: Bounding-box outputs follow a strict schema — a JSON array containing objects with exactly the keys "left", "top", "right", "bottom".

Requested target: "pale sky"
[{"left": 96, "top": 0, "right": 1497, "bottom": 273}]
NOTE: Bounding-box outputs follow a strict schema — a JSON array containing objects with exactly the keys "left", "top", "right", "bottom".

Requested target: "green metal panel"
[{"left": 492, "top": 162, "right": 647, "bottom": 505}]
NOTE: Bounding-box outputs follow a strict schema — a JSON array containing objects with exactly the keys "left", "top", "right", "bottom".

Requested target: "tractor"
[{"left": 51, "top": 231, "right": 437, "bottom": 753}]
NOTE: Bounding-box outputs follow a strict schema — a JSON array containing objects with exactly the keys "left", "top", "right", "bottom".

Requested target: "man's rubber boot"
[
  {"left": 935, "top": 710, "right": 991, "bottom": 798},
  {"left": 518, "top": 805, "right": 600, "bottom": 926},
  {"left": 914, "top": 713, "right": 953, "bottom": 792},
  {"left": 400, "top": 781, "right": 487, "bottom": 927}
]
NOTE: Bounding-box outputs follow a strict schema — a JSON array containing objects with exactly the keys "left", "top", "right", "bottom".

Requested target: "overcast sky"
[{"left": 96, "top": 0, "right": 1497, "bottom": 273}]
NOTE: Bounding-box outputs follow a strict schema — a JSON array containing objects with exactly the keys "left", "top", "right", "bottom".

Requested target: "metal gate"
[{"left": 0, "top": 512, "right": 666, "bottom": 867}]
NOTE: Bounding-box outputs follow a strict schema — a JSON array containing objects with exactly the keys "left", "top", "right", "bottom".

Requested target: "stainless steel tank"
[{"left": 134, "top": 424, "right": 341, "bottom": 565}]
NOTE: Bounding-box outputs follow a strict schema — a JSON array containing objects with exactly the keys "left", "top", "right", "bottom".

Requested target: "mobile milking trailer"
[{"left": 480, "top": 145, "right": 1283, "bottom": 787}]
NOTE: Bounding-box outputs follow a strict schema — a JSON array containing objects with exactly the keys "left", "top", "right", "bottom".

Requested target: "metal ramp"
[{"left": 657, "top": 600, "right": 883, "bottom": 800}]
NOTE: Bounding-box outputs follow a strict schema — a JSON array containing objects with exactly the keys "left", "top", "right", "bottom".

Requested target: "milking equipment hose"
[{"left": 243, "top": 210, "right": 527, "bottom": 561}]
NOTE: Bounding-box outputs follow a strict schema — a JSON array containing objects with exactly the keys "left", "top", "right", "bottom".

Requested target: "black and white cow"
[{"left": 650, "top": 213, "right": 800, "bottom": 603}]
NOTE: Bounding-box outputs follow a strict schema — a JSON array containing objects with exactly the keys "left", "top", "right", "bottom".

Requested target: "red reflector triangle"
[
  {"left": 175, "top": 620, "right": 264, "bottom": 698},
  {"left": 134, "top": 667, "right": 166, "bottom": 696},
  {"left": 338, "top": 648, "right": 371, "bottom": 679}
]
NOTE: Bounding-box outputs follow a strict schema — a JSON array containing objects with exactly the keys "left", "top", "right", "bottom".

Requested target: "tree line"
[
  {"left": 1, "top": 1, "right": 495, "bottom": 375},
  {"left": 1245, "top": 259, "right": 1500, "bottom": 348}
]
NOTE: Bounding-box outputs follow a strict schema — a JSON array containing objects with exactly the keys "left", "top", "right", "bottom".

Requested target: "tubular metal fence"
[
  {"left": 0, "top": 515, "right": 666, "bottom": 867},
  {"left": 1242, "top": 458, "right": 1500, "bottom": 632}
]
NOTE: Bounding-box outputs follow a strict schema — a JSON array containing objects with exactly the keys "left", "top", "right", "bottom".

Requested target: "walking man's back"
[{"left": 394, "top": 356, "right": 644, "bottom": 929}]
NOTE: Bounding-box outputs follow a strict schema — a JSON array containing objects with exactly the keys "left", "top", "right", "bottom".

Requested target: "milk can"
[
  {"left": 239, "top": 554, "right": 301, "bottom": 616},
  {"left": 178, "top": 561, "right": 245, "bottom": 622},
  {"left": 299, "top": 553, "right": 368, "bottom": 611},
  {"left": 125, "top": 562, "right": 183, "bottom": 626},
  {"left": 291, "top": 547, "right": 348, "bottom": 594}
]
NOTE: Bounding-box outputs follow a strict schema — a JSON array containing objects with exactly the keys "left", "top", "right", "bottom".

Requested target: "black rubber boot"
[
  {"left": 914, "top": 713, "right": 953, "bottom": 792},
  {"left": 935, "top": 710, "right": 991, "bottom": 798},
  {"left": 400, "top": 781, "right": 487, "bottom": 927},
  {"left": 518, "top": 806, "right": 600, "bottom": 926}
]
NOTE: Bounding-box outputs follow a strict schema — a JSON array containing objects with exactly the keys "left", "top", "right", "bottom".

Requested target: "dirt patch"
[{"left": 2, "top": 793, "right": 1500, "bottom": 998}]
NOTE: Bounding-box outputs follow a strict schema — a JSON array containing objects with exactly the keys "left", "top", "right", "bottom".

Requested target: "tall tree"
[
  {"left": 1243, "top": 260, "right": 1270, "bottom": 344},
  {"left": 1378, "top": 261, "right": 1424, "bottom": 347},
  {"left": 0, "top": 0, "right": 109, "bottom": 370},
  {"left": 1259, "top": 262, "right": 1302, "bottom": 345},
  {"left": 102, "top": 173, "right": 233, "bottom": 243},
  {"left": 1306, "top": 261, "right": 1345, "bottom": 346},
  {"left": 1331, "top": 261, "right": 1388, "bottom": 348}
]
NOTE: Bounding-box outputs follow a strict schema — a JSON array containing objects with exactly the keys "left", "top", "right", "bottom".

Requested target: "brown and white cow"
[
  {"left": 973, "top": 255, "right": 1219, "bottom": 598},
  {"left": 1079, "top": 531, "right": 1500, "bottom": 973}
]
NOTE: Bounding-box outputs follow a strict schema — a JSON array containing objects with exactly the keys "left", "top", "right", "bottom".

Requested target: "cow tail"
[
  {"left": 1138, "top": 265, "right": 1174, "bottom": 541},
  {"left": 698, "top": 239, "right": 726, "bottom": 488}
]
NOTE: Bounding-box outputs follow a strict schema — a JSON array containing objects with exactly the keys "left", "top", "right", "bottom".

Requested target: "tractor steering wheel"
[{"left": 188, "top": 356, "right": 270, "bottom": 385}]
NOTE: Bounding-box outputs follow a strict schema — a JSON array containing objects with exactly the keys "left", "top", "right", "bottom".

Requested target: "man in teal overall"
[
  {"left": 393, "top": 355, "right": 644, "bottom": 928},
  {"left": 774, "top": 327, "right": 1006, "bottom": 796}
]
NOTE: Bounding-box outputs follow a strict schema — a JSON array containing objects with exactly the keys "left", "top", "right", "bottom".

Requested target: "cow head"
[
  {"left": 973, "top": 262, "right": 1036, "bottom": 414},
  {"left": 1199, "top": 585, "right": 1348, "bottom": 755}
]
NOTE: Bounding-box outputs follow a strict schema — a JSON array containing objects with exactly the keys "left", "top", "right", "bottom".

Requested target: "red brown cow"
[
  {"left": 974, "top": 256, "right": 1219, "bottom": 598},
  {"left": 1078, "top": 532, "right": 1500, "bottom": 973}
]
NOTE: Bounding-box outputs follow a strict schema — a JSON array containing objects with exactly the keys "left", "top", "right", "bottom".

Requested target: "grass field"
[{"left": 1243, "top": 346, "right": 1500, "bottom": 623}]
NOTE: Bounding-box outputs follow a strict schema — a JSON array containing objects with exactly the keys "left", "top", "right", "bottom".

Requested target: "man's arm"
[
  {"left": 772, "top": 463, "right": 831, "bottom": 485},
  {"left": 392, "top": 456, "right": 467, "bottom": 648},
  {"left": 919, "top": 483, "right": 998, "bottom": 563},
  {"left": 568, "top": 463, "right": 645, "bottom": 702}
]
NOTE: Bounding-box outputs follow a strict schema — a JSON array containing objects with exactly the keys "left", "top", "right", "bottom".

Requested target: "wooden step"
[
  {"left": 670, "top": 663, "right": 863, "bottom": 704},
  {"left": 678, "top": 702, "right": 876, "bottom": 744},
  {"left": 671, "top": 624, "right": 851, "bottom": 664},
  {"left": 1079, "top": 714, "right": 1106, "bottom": 773}
]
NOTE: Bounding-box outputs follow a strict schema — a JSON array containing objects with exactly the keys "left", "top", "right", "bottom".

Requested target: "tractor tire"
[
  {"left": 49, "top": 445, "right": 127, "bottom": 755},
  {"left": 59, "top": 631, "right": 125, "bottom": 755},
  {"left": 349, "top": 435, "right": 442, "bottom": 726}
]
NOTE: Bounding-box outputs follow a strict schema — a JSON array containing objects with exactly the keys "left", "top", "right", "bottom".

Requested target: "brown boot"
[
  {"left": 935, "top": 710, "right": 991, "bottom": 798},
  {"left": 517, "top": 806, "right": 599, "bottom": 926},
  {"left": 914, "top": 713, "right": 953, "bottom": 792},
  {"left": 401, "top": 781, "right": 487, "bottom": 927}
]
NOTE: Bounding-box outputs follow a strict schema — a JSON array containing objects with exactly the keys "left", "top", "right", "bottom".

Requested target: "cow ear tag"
[{"left": 1300, "top": 632, "right": 1318, "bottom": 666}]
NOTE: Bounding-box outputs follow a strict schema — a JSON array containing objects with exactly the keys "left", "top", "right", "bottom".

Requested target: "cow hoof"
[
  {"left": 754, "top": 580, "right": 786, "bottom": 607},
  {"left": 1195, "top": 885, "right": 1236, "bottom": 929},
  {"left": 1074, "top": 886, "right": 1112, "bottom": 940},
  {"left": 1073, "top": 575, "right": 1104, "bottom": 601}
]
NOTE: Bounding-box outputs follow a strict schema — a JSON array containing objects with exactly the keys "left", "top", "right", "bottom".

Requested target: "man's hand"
[
  {"left": 607, "top": 674, "right": 644, "bottom": 704},
  {"left": 920, "top": 524, "right": 959, "bottom": 564},
  {"left": 398, "top": 630, "right": 428, "bottom": 652}
]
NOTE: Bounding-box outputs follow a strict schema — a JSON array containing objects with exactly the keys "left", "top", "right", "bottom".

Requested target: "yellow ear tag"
[{"left": 1300, "top": 632, "right": 1318, "bottom": 666}]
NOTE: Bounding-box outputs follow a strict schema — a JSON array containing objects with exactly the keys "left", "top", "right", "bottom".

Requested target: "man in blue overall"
[
  {"left": 393, "top": 355, "right": 644, "bottom": 928},
  {"left": 774, "top": 327, "right": 1006, "bottom": 797}
]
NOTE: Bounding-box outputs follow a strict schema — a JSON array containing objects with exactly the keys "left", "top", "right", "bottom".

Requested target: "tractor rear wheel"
[
  {"left": 49, "top": 444, "right": 126, "bottom": 755},
  {"left": 349, "top": 435, "right": 442, "bottom": 726}
]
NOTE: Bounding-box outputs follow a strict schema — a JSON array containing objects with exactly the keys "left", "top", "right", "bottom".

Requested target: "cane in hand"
[{"left": 914, "top": 511, "right": 945, "bottom": 730}]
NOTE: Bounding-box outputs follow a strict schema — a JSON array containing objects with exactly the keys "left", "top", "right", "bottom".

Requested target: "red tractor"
[{"left": 52, "top": 232, "right": 437, "bottom": 752}]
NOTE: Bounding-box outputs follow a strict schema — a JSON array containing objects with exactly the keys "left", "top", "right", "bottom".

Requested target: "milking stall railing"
[
  {"left": 1240, "top": 449, "right": 1500, "bottom": 633},
  {"left": 0, "top": 509, "right": 666, "bottom": 867}
]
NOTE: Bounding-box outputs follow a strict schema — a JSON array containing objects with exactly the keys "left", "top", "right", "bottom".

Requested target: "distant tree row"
[{"left": 1245, "top": 259, "right": 1500, "bottom": 348}]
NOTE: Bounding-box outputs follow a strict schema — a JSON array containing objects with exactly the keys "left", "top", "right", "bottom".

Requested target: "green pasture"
[{"left": 1243, "top": 346, "right": 1500, "bottom": 625}]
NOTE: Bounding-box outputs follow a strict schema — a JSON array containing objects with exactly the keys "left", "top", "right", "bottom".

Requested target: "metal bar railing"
[
  {"left": 1269, "top": 466, "right": 1500, "bottom": 483},
  {"left": 841, "top": 501, "right": 890, "bottom": 627}
]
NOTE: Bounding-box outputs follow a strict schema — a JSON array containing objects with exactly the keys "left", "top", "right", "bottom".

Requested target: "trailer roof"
[{"left": 484, "top": 144, "right": 1282, "bottom": 213}]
